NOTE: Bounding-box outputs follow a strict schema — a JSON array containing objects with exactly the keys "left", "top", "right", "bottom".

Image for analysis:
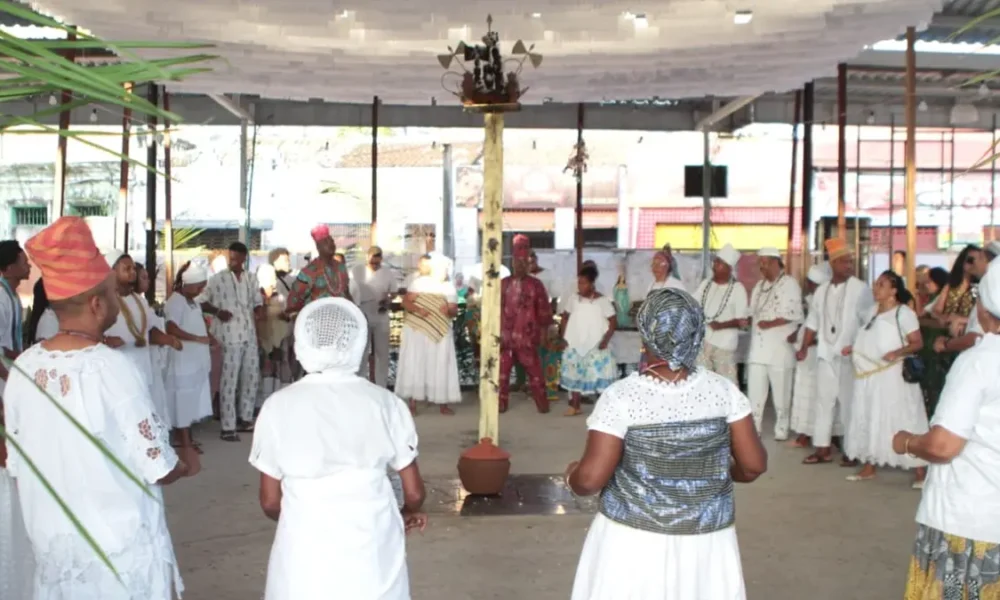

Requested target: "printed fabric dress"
[
  {"left": 845, "top": 305, "right": 930, "bottom": 468},
  {"left": 561, "top": 294, "right": 617, "bottom": 395},
  {"left": 572, "top": 370, "right": 751, "bottom": 600},
  {"left": 394, "top": 276, "right": 461, "bottom": 404}
]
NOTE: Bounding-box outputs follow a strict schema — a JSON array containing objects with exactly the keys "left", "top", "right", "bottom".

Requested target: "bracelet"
[{"left": 904, "top": 435, "right": 916, "bottom": 458}]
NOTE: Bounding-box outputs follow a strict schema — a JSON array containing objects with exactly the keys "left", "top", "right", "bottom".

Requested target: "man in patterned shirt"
[{"left": 284, "top": 224, "right": 352, "bottom": 317}]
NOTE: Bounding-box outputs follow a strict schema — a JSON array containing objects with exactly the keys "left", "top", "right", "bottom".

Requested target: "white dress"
[
  {"left": 394, "top": 276, "right": 461, "bottom": 404},
  {"left": 35, "top": 307, "right": 59, "bottom": 342},
  {"left": 106, "top": 293, "right": 173, "bottom": 428},
  {"left": 4, "top": 344, "right": 182, "bottom": 599},
  {"left": 164, "top": 294, "right": 213, "bottom": 429},
  {"left": 845, "top": 305, "right": 929, "bottom": 469},
  {"left": 0, "top": 466, "right": 34, "bottom": 599},
  {"left": 560, "top": 294, "right": 617, "bottom": 394},
  {"left": 572, "top": 370, "right": 751, "bottom": 600},
  {"left": 249, "top": 371, "right": 418, "bottom": 600},
  {"left": 790, "top": 295, "right": 820, "bottom": 437}
]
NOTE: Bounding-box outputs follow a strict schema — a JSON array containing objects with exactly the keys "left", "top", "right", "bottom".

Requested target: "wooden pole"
[
  {"left": 991, "top": 114, "right": 997, "bottom": 242},
  {"left": 904, "top": 26, "right": 918, "bottom": 293},
  {"left": 701, "top": 129, "right": 712, "bottom": 278},
  {"left": 371, "top": 96, "right": 379, "bottom": 245},
  {"left": 836, "top": 63, "right": 847, "bottom": 240},
  {"left": 118, "top": 82, "right": 132, "bottom": 249},
  {"left": 144, "top": 83, "right": 159, "bottom": 305},
  {"left": 801, "top": 82, "right": 815, "bottom": 276},
  {"left": 479, "top": 113, "right": 503, "bottom": 443},
  {"left": 163, "top": 89, "right": 174, "bottom": 294},
  {"left": 949, "top": 127, "right": 956, "bottom": 248},
  {"left": 52, "top": 26, "right": 76, "bottom": 220},
  {"left": 786, "top": 91, "right": 801, "bottom": 272},
  {"left": 575, "top": 103, "right": 584, "bottom": 273},
  {"left": 888, "top": 115, "right": 896, "bottom": 258},
  {"left": 854, "top": 124, "right": 862, "bottom": 270}
]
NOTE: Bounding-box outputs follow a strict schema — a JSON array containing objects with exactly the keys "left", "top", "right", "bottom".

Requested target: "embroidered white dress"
[
  {"left": 249, "top": 372, "right": 418, "bottom": 600},
  {"left": 844, "top": 305, "right": 929, "bottom": 468},
  {"left": 790, "top": 294, "right": 823, "bottom": 438},
  {"left": 4, "top": 344, "right": 182, "bottom": 600},
  {"left": 572, "top": 371, "right": 751, "bottom": 600},
  {"left": 164, "top": 294, "right": 213, "bottom": 428},
  {"left": 106, "top": 293, "right": 173, "bottom": 429},
  {"left": 394, "top": 276, "right": 461, "bottom": 404}
]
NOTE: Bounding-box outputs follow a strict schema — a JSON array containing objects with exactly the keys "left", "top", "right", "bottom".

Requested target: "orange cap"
[
  {"left": 25, "top": 217, "right": 110, "bottom": 301},
  {"left": 824, "top": 237, "right": 852, "bottom": 261}
]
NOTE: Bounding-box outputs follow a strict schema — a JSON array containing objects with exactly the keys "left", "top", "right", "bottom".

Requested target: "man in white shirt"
[
  {"left": 797, "top": 238, "right": 874, "bottom": 465},
  {"left": 5, "top": 216, "right": 200, "bottom": 599},
  {"left": 693, "top": 244, "right": 748, "bottom": 384},
  {"left": 0, "top": 240, "right": 30, "bottom": 390},
  {"left": 746, "top": 246, "right": 803, "bottom": 440},
  {"left": 353, "top": 246, "right": 398, "bottom": 387},
  {"left": 200, "top": 241, "right": 264, "bottom": 441}
]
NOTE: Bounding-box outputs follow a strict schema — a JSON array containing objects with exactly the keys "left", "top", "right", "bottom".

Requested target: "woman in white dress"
[
  {"left": 27, "top": 277, "right": 58, "bottom": 343},
  {"left": 164, "top": 263, "right": 214, "bottom": 451},
  {"left": 567, "top": 288, "right": 767, "bottom": 600},
  {"left": 395, "top": 255, "right": 461, "bottom": 415},
  {"left": 788, "top": 263, "right": 830, "bottom": 447},
  {"left": 843, "top": 270, "right": 928, "bottom": 486},
  {"left": 136, "top": 262, "right": 175, "bottom": 426},
  {"left": 249, "top": 298, "right": 427, "bottom": 600},
  {"left": 559, "top": 264, "right": 617, "bottom": 417}
]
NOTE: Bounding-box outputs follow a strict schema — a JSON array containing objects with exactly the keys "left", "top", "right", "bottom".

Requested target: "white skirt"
[
  {"left": 394, "top": 326, "right": 461, "bottom": 404},
  {"left": 572, "top": 514, "right": 746, "bottom": 600},
  {"left": 0, "top": 467, "right": 35, "bottom": 600},
  {"left": 789, "top": 354, "right": 818, "bottom": 437},
  {"left": 844, "top": 365, "right": 929, "bottom": 469}
]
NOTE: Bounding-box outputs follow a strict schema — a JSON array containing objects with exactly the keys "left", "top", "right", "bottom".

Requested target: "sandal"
[
  {"left": 840, "top": 458, "right": 859, "bottom": 468},
  {"left": 802, "top": 453, "right": 834, "bottom": 465},
  {"left": 439, "top": 406, "right": 455, "bottom": 416},
  {"left": 564, "top": 406, "right": 582, "bottom": 417},
  {"left": 237, "top": 421, "right": 255, "bottom": 433},
  {"left": 846, "top": 473, "right": 876, "bottom": 482},
  {"left": 220, "top": 431, "right": 241, "bottom": 442}
]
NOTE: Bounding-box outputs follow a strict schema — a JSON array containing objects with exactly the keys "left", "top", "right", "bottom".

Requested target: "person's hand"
[
  {"left": 882, "top": 350, "right": 898, "bottom": 362},
  {"left": 217, "top": 310, "right": 233, "bottom": 322},
  {"left": 402, "top": 509, "right": 428, "bottom": 535},
  {"left": 708, "top": 322, "right": 723, "bottom": 331},
  {"left": 417, "top": 307, "right": 431, "bottom": 318},
  {"left": 0, "top": 440, "right": 7, "bottom": 469},
  {"left": 564, "top": 460, "right": 580, "bottom": 484},
  {"left": 278, "top": 311, "right": 291, "bottom": 322},
  {"left": 103, "top": 335, "right": 125, "bottom": 349},
  {"left": 933, "top": 336, "right": 948, "bottom": 354},
  {"left": 598, "top": 339, "right": 609, "bottom": 350},
  {"left": 892, "top": 431, "right": 913, "bottom": 455},
  {"left": 737, "top": 318, "right": 750, "bottom": 328},
  {"left": 795, "top": 347, "right": 808, "bottom": 362},
  {"left": 439, "top": 304, "right": 451, "bottom": 317},
  {"left": 949, "top": 317, "right": 968, "bottom": 338},
  {"left": 757, "top": 319, "right": 772, "bottom": 330},
  {"left": 786, "top": 332, "right": 798, "bottom": 344},
  {"left": 840, "top": 345, "right": 852, "bottom": 356},
  {"left": 170, "top": 336, "right": 183, "bottom": 351}
]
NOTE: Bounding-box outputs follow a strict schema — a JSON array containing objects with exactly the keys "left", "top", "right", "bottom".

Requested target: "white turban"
[
  {"left": 758, "top": 247, "right": 781, "bottom": 258},
  {"left": 808, "top": 262, "right": 831, "bottom": 285},
  {"left": 103, "top": 249, "right": 125, "bottom": 268},
  {"left": 294, "top": 297, "right": 369, "bottom": 375},
  {"left": 181, "top": 265, "right": 208, "bottom": 286},
  {"left": 978, "top": 256, "right": 1000, "bottom": 319},
  {"left": 256, "top": 263, "right": 277, "bottom": 290}
]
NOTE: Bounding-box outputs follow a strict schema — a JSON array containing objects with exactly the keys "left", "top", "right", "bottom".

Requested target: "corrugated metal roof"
[
  {"left": 918, "top": 0, "right": 1000, "bottom": 44},
  {"left": 0, "top": 2, "right": 50, "bottom": 27}
]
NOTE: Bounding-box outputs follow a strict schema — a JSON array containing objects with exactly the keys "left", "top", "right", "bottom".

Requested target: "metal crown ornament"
[{"left": 436, "top": 14, "right": 543, "bottom": 112}]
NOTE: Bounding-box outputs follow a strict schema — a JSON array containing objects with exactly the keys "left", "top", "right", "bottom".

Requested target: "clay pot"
[{"left": 457, "top": 437, "right": 511, "bottom": 496}]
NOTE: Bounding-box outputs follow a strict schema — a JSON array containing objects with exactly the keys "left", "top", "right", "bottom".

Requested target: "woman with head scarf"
[
  {"left": 164, "top": 263, "right": 214, "bottom": 452},
  {"left": 249, "top": 298, "right": 427, "bottom": 600},
  {"left": 841, "top": 270, "right": 928, "bottom": 487},
  {"left": 895, "top": 256, "right": 1000, "bottom": 599},
  {"left": 566, "top": 288, "right": 767, "bottom": 600}
]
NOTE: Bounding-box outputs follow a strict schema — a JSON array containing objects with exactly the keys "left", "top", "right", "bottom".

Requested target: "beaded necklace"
[
  {"left": 753, "top": 274, "right": 785, "bottom": 317},
  {"left": 118, "top": 293, "right": 148, "bottom": 347},
  {"left": 701, "top": 279, "right": 735, "bottom": 322},
  {"left": 822, "top": 281, "right": 848, "bottom": 342}
]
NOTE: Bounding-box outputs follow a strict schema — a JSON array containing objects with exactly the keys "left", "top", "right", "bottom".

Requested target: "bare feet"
[
  {"left": 563, "top": 406, "right": 582, "bottom": 417},
  {"left": 847, "top": 464, "right": 877, "bottom": 481},
  {"left": 409, "top": 400, "right": 417, "bottom": 416},
  {"left": 788, "top": 434, "right": 811, "bottom": 448},
  {"left": 439, "top": 406, "right": 455, "bottom": 416}
]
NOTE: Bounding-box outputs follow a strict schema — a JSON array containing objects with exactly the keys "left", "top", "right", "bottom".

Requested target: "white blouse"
[
  {"left": 4, "top": 344, "right": 182, "bottom": 599},
  {"left": 917, "top": 333, "right": 1000, "bottom": 544},
  {"left": 562, "top": 294, "right": 616, "bottom": 355},
  {"left": 805, "top": 277, "right": 874, "bottom": 362},
  {"left": 35, "top": 308, "right": 58, "bottom": 343},
  {"left": 694, "top": 279, "right": 749, "bottom": 352},
  {"left": 748, "top": 275, "right": 803, "bottom": 368}
]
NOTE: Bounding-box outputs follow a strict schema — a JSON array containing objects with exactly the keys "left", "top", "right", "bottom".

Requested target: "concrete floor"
[{"left": 167, "top": 393, "right": 919, "bottom": 600}]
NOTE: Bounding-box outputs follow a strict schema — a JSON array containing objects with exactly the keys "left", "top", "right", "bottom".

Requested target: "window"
[
  {"left": 12, "top": 206, "right": 48, "bottom": 227},
  {"left": 68, "top": 204, "right": 108, "bottom": 217},
  {"left": 158, "top": 228, "right": 263, "bottom": 250}
]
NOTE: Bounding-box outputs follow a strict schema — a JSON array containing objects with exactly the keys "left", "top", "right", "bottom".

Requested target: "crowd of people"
[{"left": 0, "top": 215, "right": 998, "bottom": 600}]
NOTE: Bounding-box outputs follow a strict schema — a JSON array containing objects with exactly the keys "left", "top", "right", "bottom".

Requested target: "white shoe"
[{"left": 911, "top": 480, "right": 925, "bottom": 490}]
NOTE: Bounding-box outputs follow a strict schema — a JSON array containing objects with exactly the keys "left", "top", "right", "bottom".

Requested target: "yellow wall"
[{"left": 654, "top": 224, "right": 789, "bottom": 251}]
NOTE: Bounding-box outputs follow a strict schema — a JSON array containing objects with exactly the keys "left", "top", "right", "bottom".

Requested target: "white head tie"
[
  {"left": 978, "top": 256, "right": 1000, "bottom": 319},
  {"left": 294, "top": 297, "right": 369, "bottom": 374},
  {"left": 182, "top": 265, "right": 208, "bottom": 285}
]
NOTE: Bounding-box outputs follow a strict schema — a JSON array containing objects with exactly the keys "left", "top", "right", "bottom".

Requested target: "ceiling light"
[
  {"left": 89, "top": 109, "right": 98, "bottom": 123},
  {"left": 918, "top": 100, "right": 928, "bottom": 112},
  {"left": 734, "top": 10, "right": 753, "bottom": 25},
  {"left": 979, "top": 83, "right": 991, "bottom": 97},
  {"left": 634, "top": 14, "right": 648, "bottom": 29},
  {"left": 531, "top": 12, "right": 541, "bottom": 18},
  {"left": 866, "top": 111, "right": 875, "bottom": 125}
]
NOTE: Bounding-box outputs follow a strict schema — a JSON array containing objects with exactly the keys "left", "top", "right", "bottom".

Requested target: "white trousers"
[
  {"left": 747, "top": 363, "right": 794, "bottom": 439},
  {"left": 220, "top": 343, "right": 260, "bottom": 432},
  {"left": 358, "top": 316, "right": 391, "bottom": 387},
  {"left": 812, "top": 357, "right": 853, "bottom": 448}
]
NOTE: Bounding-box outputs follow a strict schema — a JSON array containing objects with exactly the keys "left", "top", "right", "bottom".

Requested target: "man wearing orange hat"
[
  {"left": 499, "top": 234, "right": 553, "bottom": 413},
  {"left": 284, "top": 224, "right": 353, "bottom": 316},
  {"left": 2, "top": 217, "right": 200, "bottom": 599},
  {"left": 796, "top": 237, "right": 874, "bottom": 465}
]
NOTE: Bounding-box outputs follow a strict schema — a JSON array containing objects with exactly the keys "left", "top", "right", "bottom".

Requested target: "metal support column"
[
  {"left": 786, "top": 91, "right": 801, "bottom": 268},
  {"left": 904, "top": 26, "right": 918, "bottom": 292},
  {"left": 144, "top": 83, "right": 159, "bottom": 304},
  {"left": 117, "top": 82, "right": 132, "bottom": 250},
  {"left": 837, "top": 63, "right": 847, "bottom": 239},
  {"left": 801, "top": 82, "right": 815, "bottom": 276},
  {"left": 442, "top": 143, "right": 454, "bottom": 259},
  {"left": 52, "top": 26, "right": 76, "bottom": 221},
  {"left": 371, "top": 96, "right": 379, "bottom": 245},
  {"left": 238, "top": 116, "right": 249, "bottom": 245},
  {"left": 701, "top": 129, "right": 712, "bottom": 277},
  {"left": 992, "top": 115, "right": 997, "bottom": 242},
  {"left": 163, "top": 89, "right": 174, "bottom": 293},
  {"left": 575, "top": 102, "right": 585, "bottom": 273}
]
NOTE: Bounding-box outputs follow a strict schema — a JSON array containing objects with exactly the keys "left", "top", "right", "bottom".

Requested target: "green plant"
[
  {"left": 320, "top": 181, "right": 361, "bottom": 197},
  {"left": 160, "top": 226, "right": 206, "bottom": 250},
  {"left": 0, "top": 0, "right": 216, "bottom": 582}
]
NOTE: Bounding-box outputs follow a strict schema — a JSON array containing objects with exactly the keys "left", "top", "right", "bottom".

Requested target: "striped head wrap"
[
  {"left": 25, "top": 217, "right": 110, "bottom": 301},
  {"left": 636, "top": 287, "right": 705, "bottom": 371}
]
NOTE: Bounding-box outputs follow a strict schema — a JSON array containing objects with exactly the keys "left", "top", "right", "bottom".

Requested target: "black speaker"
[{"left": 684, "top": 165, "right": 728, "bottom": 198}]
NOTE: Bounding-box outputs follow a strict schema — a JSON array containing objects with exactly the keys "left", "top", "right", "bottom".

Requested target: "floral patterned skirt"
[
  {"left": 905, "top": 524, "right": 1000, "bottom": 600},
  {"left": 561, "top": 347, "right": 616, "bottom": 395}
]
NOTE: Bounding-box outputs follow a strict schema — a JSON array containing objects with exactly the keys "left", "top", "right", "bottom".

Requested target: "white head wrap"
[
  {"left": 757, "top": 247, "right": 781, "bottom": 259},
  {"left": 257, "top": 263, "right": 277, "bottom": 290},
  {"left": 182, "top": 264, "right": 208, "bottom": 285},
  {"left": 293, "top": 297, "right": 369, "bottom": 374},
  {"left": 716, "top": 244, "right": 741, "bottom": 269},
  {"left": 987, "top": 240, "right": 1000, "bottom": 258},
  {"left": 808, "top": 262, "right": 831, "bottom": 285},
  {"left": 103, "top": 248, "right": 125, "bottom": 268},
  {"left": 978, "top": 256, "right": 1000, "bottom": 319}
]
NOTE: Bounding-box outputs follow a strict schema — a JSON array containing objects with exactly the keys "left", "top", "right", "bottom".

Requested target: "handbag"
[{"left": 895, "top": 307, "right": 925, "bottom": 384}]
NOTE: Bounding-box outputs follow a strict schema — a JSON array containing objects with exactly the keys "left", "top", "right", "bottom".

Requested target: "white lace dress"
[
  {"left": 845, "top": 305, "right": 929, "bottom": 469},
  {"left": 790, "top": 295, "right": 820, "bottom": 437},
  {"left": 0, "top": 465, "right": 34, "bottom": 599},
  {"left": 572, "top": 370, "right": 751, "bottom": 600},
  {"left": 3, "top": 344, "right": 183, "bottom": 599}
]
